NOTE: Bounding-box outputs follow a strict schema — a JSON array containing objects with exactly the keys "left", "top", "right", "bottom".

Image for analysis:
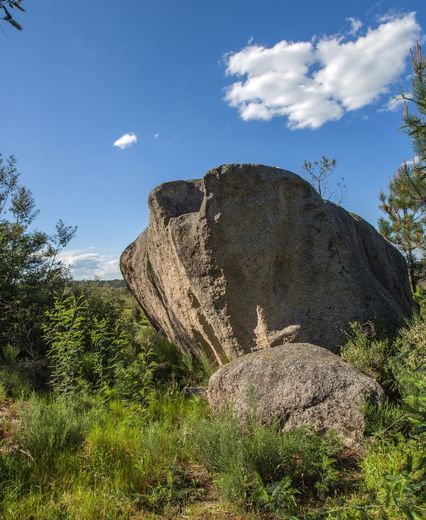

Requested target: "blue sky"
[{"left": 1, "top": 0, "right": 425, "bottom": 279}]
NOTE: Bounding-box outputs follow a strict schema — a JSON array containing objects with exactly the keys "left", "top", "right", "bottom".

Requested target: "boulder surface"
[
  {"left": 121, "top": 164, "right": 415, "bottom": 364},
  {"left": 208, "top": 343, "right": 384, "bottom": 446}
]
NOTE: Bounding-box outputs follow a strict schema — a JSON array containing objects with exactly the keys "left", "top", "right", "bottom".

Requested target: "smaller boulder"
[{"left": 207, "top": 343, "right": 383, "bottom": 447}]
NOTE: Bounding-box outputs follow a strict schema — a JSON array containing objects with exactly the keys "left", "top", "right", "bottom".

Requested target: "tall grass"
[{"left": 0, "top": 311, "right": 424, "bottom": 519}]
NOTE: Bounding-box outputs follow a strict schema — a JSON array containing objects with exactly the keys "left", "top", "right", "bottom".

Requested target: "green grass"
[{"left": 0, "top": 312, "right": 425, "bottom": 519}]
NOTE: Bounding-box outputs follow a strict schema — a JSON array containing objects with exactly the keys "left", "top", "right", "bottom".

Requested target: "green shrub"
[
  {"left": 391, "top": 318, "right": 426, "bottom": 434},
  {"left": 361, "top": 439, "right": 426, "bottom": 519},
  {"left": 113, "top": 349, "right": 157, "bottom": 403},
  {"left": 43, "top": 290, "right": 157, "bottom": 403},
  {"left": 16, "top": 396, "right": 89, "bottom": 467},
  {"left": 0, "top": 344, "right": 34, "bottom": 398},
  {"left": 186, "top": 409, "right": 341, "bottom": 514},
  {"left": 136, "top": 324, "right": 214, "bottom": 388},
  {"left": 364, "top": 400, "right": 409, "bottom": 439},
  {"left": 341, "top": 322, "right": 394, "bottom": 386}
]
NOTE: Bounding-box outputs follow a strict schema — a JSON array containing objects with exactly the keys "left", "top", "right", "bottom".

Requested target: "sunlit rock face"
[{"left": 121, "top": 164, "right": 415, "bottom": 365}]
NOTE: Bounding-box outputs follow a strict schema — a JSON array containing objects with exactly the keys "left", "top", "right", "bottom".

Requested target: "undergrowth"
[{"left": 0, "top": 290, "right": 425, "bottom": 519}]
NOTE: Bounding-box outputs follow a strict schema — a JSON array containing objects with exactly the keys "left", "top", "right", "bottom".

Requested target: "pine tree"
[
  {"left": 0, "top": 1, "right": 25, "bottom": 31},
  {"left": 401, "top": 42, "right": 426, "bottom": 206},
  {"left": 379, "top": 42, "right": 426, "bottom": 291},
  {"left": 379, "top": 163, "right": 425, "bottom": 292}
]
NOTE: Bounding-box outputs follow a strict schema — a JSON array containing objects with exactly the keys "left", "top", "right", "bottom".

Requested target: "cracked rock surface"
[{"left": 121, "top": 163, "right": 415, "bottom": 364}]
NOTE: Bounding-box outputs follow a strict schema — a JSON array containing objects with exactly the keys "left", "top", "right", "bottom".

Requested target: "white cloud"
[
  {"left": 347, "top": 17, "right": 363, "bottom": 36},
  {"left": 381, "top": 94, "right": 405, "bottom": 111},
  {"left": 153, "top": 133, "right": 160, "bottom": 139},
  {"left": 224, "top": 13, "right": 420, "bottom": 129},
  {"left": 113, "top": 132, "right": 137, "bottom": 149},
  {"left": 59, "top": 250, "right": 121, "bottom": 280}
]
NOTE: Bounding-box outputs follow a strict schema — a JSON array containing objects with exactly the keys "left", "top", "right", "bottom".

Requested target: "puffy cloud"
[
  {"left": 113, "top": 132, "right": 137, "bottom": 149},
  {"left": 224, "top": 13, "right": 420, "bottom": 129},
  {"left": 59, "top": 250, "right": 121, "bottom": 280}
]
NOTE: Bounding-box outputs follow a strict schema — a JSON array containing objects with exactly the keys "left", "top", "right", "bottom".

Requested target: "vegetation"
[
  {"left": 0, "top": 0, "right": 25, "bottom": 31},
  {"left": 301, "top": 156, "right": 346, "bottom": 204},
  {"left": 0, "top": 264, "right": 424, "bottom": 518},
  {"left": 379, "top": 41, "right": 426, "bottom": 291},
  {"left": 402, "top": 42, "right": 426, "bottom": 206},
  {"left": 379, "top": 163, "right": 425, "bottom": 291},
  {"left": 0, "top": 154, "right": 76, "bottom": 391},
  {"left": 0, "top": 36, "right": 425, "bottom": 520}
]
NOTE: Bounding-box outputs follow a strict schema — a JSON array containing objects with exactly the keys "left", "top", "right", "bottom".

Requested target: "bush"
[
  {"left": 341, "top": 322, "right": 394, "bottom": 387},
  {"left": 186, "top": 410, "right": 341, "bottom": 514},
  {"left": 361, "top": 439, "right": 426, "bottom": 519},
  {"left": 136, "top": 324, "right": 214, "bottom": 388},
  {"left": 43, "top": 289, "right": 157, "bottom": 403},
  {"left": 392, "top": 318, "right": 426, "bottom": 434},
  {"left": 364, "top": 400, "right": 409, "bottom": 439},
  {"left": 0, "top": 344, "right": 34, "bottom": 399}
]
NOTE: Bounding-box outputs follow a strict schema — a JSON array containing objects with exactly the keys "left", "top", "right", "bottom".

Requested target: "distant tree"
[
  {"left": 0, "top": 154, "right": 76, "bottom": 369},
  {"left": 0, "top": 0, "right": 25, "bottom": 31},
  {"left": 379, "top": 163, "right": 425, "bottom": 292},
  {"left": 301, "top": 156, "right": 345, "bottom": 203}
]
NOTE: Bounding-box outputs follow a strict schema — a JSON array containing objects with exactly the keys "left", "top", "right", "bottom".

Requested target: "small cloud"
[
  {"left": 153, "top": 133, "right": 160, "bottom": 139},
  {"left": 248, "top": 36, "right": 254, "bottom": 45},
  {"left": 59, "top": 250, "right": 121, "bottom": 280},
  {"left": 380, "top": 94, "right": 405, "bottom": 112},
  {"left": 346, "top": 17, "right": 362, "bottom": 36},
  {"left": 113, "top": 132, "right": 137, "bottom": 149}
]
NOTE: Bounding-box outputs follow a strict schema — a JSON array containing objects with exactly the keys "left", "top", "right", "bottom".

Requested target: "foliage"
[
  {"left": 302, "top": 155, "right": 345, "bottom": 203},
  {"left": 43, "top": 292, "right": 86, "bottom": 396},
  {"left": 0, "top": 349, "right": 424, "bottom": 520},
  {"left": 379, "top": 41, "right": 426, "bottom": 291},
  {"left": 0, "top": 154, "right": 76, "bottom": 380},
  {"left": 43, "top": 288, "right": 156, "bottom": 402},
  {"left": 0, "top": 390, "right": 343, "bottom": 519},
  {"left": 364, "top": 400, "right": 409, "bottom": 439},
  {"left": 338, "top": 318, "right": 426, "bottom": 519},
  {"left": 341, "top": 322, "right": 395, "bottom": 389},
  {"left": 340, "top": 318, "right": 425, "bottom": 505},
  {"left": 342, "top": 318, "right": 425, "bottom": 400},
  {"left": 0, "top": 344, "right": 33, "bottom": 398},
  {"left": 0, "top": 392, "right": 207, "bottom": 519},
  {"left": 15, "top": 396, "right": 90, "bottom": 467},
  {"left": 392, "top": 317, "right": 426, "bottom": 434},
  {"left": 186, "top": 409, "right": 341, "bottom": 514},
  {"left": 0, "top": 0, "right": 25, "bottom": 31},
  {"left": 135, "top": 315, "right": 214, "bottom": 388},
  {"left": 401, "top": 42, "right": 426, "bottom": 207},
  {"left": 360, "top": 438, "right": 426, "bottom": 520},
  {"left": 379, "top": 162, "right": 425, "bottom": 291}
]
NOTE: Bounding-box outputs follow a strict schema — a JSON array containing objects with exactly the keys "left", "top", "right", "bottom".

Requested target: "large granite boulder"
[
  {"left": 208, "top": 343, "right": 384, "bottom": 447},
  {"left": 121, "top": 164, "right": 415, "bottom": 364}
]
